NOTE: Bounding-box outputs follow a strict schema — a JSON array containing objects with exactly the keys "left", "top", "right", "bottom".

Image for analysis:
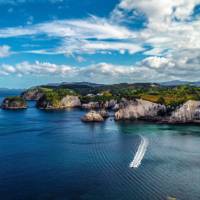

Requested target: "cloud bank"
[{"left": 1, "top": 51, "right": 200, "bottom": 82}]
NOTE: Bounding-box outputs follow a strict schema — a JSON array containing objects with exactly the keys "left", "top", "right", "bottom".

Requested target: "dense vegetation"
[
  {"left": 80, "top": 84, "right": 200, "bottom": 107},
  {"left": 2, "top": 96, "right": 27, "bottom": 108},
  {"left": 112, "top": 85, "right": 200, "bottom": 107},
  {"left": 36, "top": 88, "right": 77, "bottom": 107},
  {"left": 27, "top": 83, "right": 200, "bottom": 108}
]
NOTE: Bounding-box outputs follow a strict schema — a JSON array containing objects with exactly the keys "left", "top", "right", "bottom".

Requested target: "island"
[
  {"left": 2, "top": 82, "right": 200, "bottom": 123},
  {"left": 1, "top": 96, "right": 27, "bottom": 110}
]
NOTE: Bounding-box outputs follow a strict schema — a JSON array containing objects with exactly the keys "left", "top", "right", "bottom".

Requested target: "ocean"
[{"left": 0, "top": 90, "right": 200, "bottom": 200}]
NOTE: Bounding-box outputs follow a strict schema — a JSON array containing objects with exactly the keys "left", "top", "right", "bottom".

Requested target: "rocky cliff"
[
  {"left": 115, "top": 99, "right": 200, "bottom": 123},
  {"left": 21, "top": 88, "right": 43, "bottom": 100},
  {"left": 37, "top": 95, "right": 81, "bottom": 109},
  {"left": 82, "top": 99, "right": 118, "bottom": 110},
  {"left": 82, "top": 102, "right": 100, "bottom": 109},
  {"left": 60, "top": 96, "right": 81, "bottom": 108},
  {"left": 115, "top": 99, "right": 166, "bottom": 121},
  {"left": 168, "top": 100, "right": 200, "bottom": 123}
]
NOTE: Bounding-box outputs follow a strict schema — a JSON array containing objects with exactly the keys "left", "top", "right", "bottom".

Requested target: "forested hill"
[{"left": 24, "top": 82, "right": 200, "bottom": 107}]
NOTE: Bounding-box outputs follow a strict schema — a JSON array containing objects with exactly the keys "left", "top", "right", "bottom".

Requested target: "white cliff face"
[
  {"left": 60, "top": 96, "right": 81, "bottom": 108},
  {"left": 82, "top": 99, "right": 117, "bottom": 110},
  {"left": 169, "top": 100, "right": 200, "bottom": 123},
  {"left": 115, "top": 99, "right": 166, "bottom": 120}
]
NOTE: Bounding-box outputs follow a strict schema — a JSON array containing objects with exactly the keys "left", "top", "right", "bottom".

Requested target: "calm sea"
[{"left": 0, "top": 90, "right": 200, "bottom": 200}]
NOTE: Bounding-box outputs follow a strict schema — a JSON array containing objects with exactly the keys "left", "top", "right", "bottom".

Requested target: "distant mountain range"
[
  {"left": 46, "top": 82, "right": 104, "bottom": 88},
  {"left": 46, "top": 80, "right": 200, "bottom": 88},
  {"left": 2, "top": 80, "right": 200, "bottom": 91},
  {"left": 160, "top": 80, "right": 200, "bottom": 86},
  {"left": 37, "top": 80, "right": 200, "bottom": 96},
  {"left": 0, "top": 88, "right": 24, "bottom": 91}
]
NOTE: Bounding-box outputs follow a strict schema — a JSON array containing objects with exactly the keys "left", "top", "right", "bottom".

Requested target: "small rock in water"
[{"left": 82, "top": 110, "right": 104, "bottom": 122}]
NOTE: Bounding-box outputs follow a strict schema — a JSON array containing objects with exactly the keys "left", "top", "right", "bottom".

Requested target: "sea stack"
[
  {"left": 82, "top": 110, "right": 104, "bottom": 122},
  {"left": 1, "top": 96, "right": 27, "bottom": 110}
]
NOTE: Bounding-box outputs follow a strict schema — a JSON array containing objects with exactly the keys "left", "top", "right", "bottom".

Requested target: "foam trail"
[{"left": 129, "top": 136, "right": 149, "bottom": 168}]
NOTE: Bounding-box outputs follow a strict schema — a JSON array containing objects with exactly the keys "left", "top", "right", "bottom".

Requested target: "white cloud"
[
  {"left": 0, "top": 0, "right": 200, "bottom": 83},
  {"left": 0, "top": 16, "right": 143, "bottom": 56},
  {"left": 0, "top": 45, "right": 12, "bottom": 58},
  {"left": 143, "top": 48, "right": 164, "bottom": 56},
  {"left": 1, "top": 53, "right": 200, "bottom": 82},
  {"left": 111, "top": 0, "right": 200, "bottom": 51},
  {"left": 1, "top": 2, "right": 198, "bottom": 59},
  {"left": 58, "top": 38, "right": 144, "bottom": 55},
  {"left": 0, "top": 16, "right": 135, "bottom": 40},
  {"left": 75, "top": 56, "right": 86, "bottom": 63},
  {"left": 112, "top": 0, "right": 200, "bottom": 24},
  {"left": 110, "top": 0, "right": 200, "bottom": 81}
]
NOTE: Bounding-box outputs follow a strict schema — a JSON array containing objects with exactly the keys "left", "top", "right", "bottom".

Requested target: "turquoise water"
[{"left": 0, "top": 91, "right": 200, "bottom": 200}]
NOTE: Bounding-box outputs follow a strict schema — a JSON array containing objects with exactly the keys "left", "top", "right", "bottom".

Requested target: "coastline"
[{"left": 1, "top": 83, "right": 200, "bottom": 124}]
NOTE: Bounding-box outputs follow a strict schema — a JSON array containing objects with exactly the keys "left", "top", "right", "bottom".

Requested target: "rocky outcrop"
[
  {"left": 115, "top": 99, "right": 200, "bottom": 123},
  {"left": 104, "top": 99, "right": 117, "bottom": 109},
  {"left": 112, "top": 98, "right": 133, "bottom": 111},
  {"left": 21, "top": 88, "right": 43, "bottom": 100},
  {"left": 168, "top": 100, "right": 200, "bottom": 123},
  {"left": 60, "top": 96, "right": 81, "bottom": 108},
  {"left": 112, "top": 103, "right": 120, "bottom": 111},
  {"left": 115, "top": 99, "right": 166, "bottom": 121},
  {"left": 82, "top": 102, "right": 100, "bottom": 109},
  {"left": 1, "top": 96, "right": 27, "bottom": 109},
  {"left": 82, "top": 111, "right": 104, "bottom": 122},
  {"left": 99, "top": 109, "right": 109, "bottom": 118},
  {"left": 82, "top": 99, "right": 118, "bottom": 110},
  {"left": 37, "top": 95, "right": 81, "bottom": 109}
]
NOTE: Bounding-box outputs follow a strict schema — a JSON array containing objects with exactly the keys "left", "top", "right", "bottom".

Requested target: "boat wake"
[{"left": 129, "top": 136, "right": 149, "bottom": 169}]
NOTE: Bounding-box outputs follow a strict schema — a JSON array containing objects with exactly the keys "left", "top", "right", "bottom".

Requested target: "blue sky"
[{"left": 0, "top": 0, "right": 200, "bottom": 88}]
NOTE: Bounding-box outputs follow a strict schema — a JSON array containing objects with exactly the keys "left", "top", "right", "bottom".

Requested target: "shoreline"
[{"left": 1, "top": 105, "right": 200, "bottom": 125}]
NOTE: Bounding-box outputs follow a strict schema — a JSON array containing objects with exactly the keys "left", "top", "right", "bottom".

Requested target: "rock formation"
[
  {"left": 1, "top": 96, "right": 27, "bottom": 109},
  {"left": 168, "top": 100, "right": 200, "bottom": 123},
  {"left": 37, "top": 95, "right": 81, "bottom": 109},
  {"left": 115, "top": 99, "right": 166, "bottom": 121},
  {"left": 60, "top": 96, "right": 81, "bottom": 108},
  {"left": 82, "top": 99, "right": 118, "bottom": 110},
  {"left": 82, "top": 110, "right": 104, "bottom": 122},
  {"left": 104, "top": 99, "right": 117, "bottom": 109},
  {"left": 21, "top": 88, "right": 43, "bottom": 100},
  {"left": 98, "top": 109, "right": 109, "bottom": 118},
  {"left": 82, "top": 102, "right": 100, "bottom": 109}
]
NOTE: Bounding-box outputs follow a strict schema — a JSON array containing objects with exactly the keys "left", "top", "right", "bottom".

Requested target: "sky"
[{"left": 0, "top": 0, "right": 200, "bottom": 88}]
